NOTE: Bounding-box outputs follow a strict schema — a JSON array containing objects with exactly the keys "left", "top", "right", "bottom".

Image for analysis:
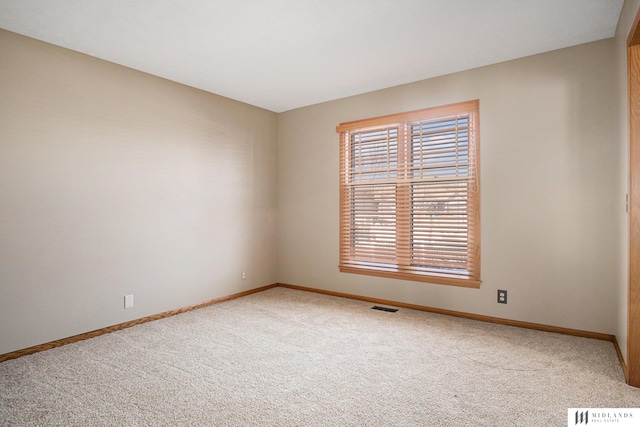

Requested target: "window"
[{"left": 337, "top": 100, "right": 480, "bottom": 288}]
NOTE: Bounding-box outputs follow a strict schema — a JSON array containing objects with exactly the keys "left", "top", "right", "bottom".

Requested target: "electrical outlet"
[
  {"left": 124, "top": 294, "right": 134, "bottom": 309},
  {"left": 497, "top": 290, "right": 507, "bottom": 304},
  {"left": 241, "top": 271, "right": 246, "bottom": 280}
]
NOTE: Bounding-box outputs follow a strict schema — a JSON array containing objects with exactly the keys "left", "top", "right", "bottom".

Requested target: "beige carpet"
[{"left": 1, "top": 287, "right": 638, "bottom": 426}]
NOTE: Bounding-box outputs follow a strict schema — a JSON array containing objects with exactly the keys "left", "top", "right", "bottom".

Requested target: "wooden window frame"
[{"left": 337, "top": 100, "right": 481, "bottom": 288}]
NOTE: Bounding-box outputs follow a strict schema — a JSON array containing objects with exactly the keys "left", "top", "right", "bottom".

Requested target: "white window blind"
[{"left": 337, "top": 100, "right": 480, "bottom": 287}]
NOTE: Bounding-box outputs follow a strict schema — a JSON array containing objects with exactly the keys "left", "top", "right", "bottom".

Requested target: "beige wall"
[
  {"left": 277, "top": 38, "right": 621, "bottom": 335},
  {"left": 0, "top": 20, "right": 630, "bottom": 356},
  {"left": 0, "top": 30, "right": 278, "bottom": 355}
]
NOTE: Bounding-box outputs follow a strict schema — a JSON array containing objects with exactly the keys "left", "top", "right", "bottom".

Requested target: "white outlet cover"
[{"left": 124, "top": 294, "right": 134, "bottom": 309}]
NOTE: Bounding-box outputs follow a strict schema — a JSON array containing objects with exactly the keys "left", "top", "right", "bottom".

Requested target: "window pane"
[
  {"left": 349, "top": 184, "right": 396, "bottom": 263},
  {"left": 410, "top": 116, "right": 470, "bottom": 180},
  {"left": 410, "top": 180, "right": 469, "bottom": 273},
  {"left": 350, "top": 128, "right": 398, "bottom": 182}
]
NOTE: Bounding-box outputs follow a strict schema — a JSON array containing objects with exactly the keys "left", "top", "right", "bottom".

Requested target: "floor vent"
[{"left": 371, "top": 305, "right": 399, "bottom": 313}]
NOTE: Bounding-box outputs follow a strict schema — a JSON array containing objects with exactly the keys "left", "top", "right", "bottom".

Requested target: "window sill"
[{"left": 339, "top": 265, "right": 481, "bottom": 288}]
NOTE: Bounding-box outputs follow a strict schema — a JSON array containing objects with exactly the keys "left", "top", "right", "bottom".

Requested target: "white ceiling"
[{"left": 0, "top": 0, "right": 625, "bottom": 112}]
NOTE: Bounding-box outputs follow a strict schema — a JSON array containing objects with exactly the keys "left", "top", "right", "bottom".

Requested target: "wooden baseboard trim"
[
  {"left": 277, "top": 283, "right": 616, "bottom": 342},
  {"left": 0, "top": 284, "right": 278, "bottom": 363}
]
